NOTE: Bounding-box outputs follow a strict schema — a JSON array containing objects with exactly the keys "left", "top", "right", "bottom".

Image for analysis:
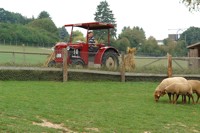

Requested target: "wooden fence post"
[
  {"left": 121, "top": 53, "right": 125, "bottom": 82},
  {"left": 12, "top": 52, "right": 15, "bottom": 64},
  {"left": 22, "top": 44, "right": 26, "bottom": 64},
  {"left": 63, "top": 48, "right": 68, "bottom": 82},
  {"left": 167, "top": 53, "right": 172, "bottom": 77}
]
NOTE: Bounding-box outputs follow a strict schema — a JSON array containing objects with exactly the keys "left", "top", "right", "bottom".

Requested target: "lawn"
[
  {"left": 0, "top": 44, "right": 51, "bottom": 53},
  {"left": 0, "top": 45, "right": 52, "bottom": 65},
  {"left": 0, "top": 81, "right": 199, "bottom": 133},
  {"left": 135, "top": 57, "right": 188, "bottom": 69}
]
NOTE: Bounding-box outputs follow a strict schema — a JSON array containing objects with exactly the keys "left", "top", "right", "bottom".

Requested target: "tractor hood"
[
  {"left": 55, "top": 42, "right": 68, "bottom": 47},
  {"left": 54, "top": 42, "right": 84, "bottom": 50}
]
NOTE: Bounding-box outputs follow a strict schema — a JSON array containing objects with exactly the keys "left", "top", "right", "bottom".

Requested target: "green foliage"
[
  {"left": 58, "top": 26, "right": 69, "bottom": 41},
  {"left": 37, "top": 11, "right": 50, "bottom": 19},
  {"left": 0, "top": 8, "right": 32, "bottom": 24},
  {"left": 0, "top": 70, "right": 62, "bottom": 81},
  {"left": 181, "top": 0, "right": 200, "bottom": 11},
  {"left": 179, "top": 26, "right": 200, "bottom": 45},
  {"left": 94, "top": 1, "right": 117, "bottom": 39},
  {"left": 115, "top": 37, "right": 131, "bottom": 52},
  {"left": 27, "top": 18, "right": 58, "bottom": 34},
  {"left": 0, "top": 22, "right": 59, "bottom": 46},
  {"left": 174, "top": 40, "right": 188, "bottom": 56},
  {"left": 139, "top": 36, "right": 164, "bottom": 56},
  {"left": 72, "top": 30, "right": 85, "bottom": 42},
  {"left": 0, "top": 9, "right": 59, "bottom": 46},
  {"left": 118, "top": 26, "right": 146, "bottom": 48},
  {"left": 160, "top": 38, "right": 188, "bottom": 56},
  {"left": 164, "top": 39, "right": 177, "bottom": 54}
]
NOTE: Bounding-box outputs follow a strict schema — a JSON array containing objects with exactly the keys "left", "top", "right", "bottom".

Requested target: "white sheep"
[
  {"left": 154, "top": 77, "right": 187, "bottom": 103},
  {"left": 188, "top": 80, "right": 200, "bottom": 103},
  {"left": 164, "top": 82, "right": 194, "bottom": 104}
]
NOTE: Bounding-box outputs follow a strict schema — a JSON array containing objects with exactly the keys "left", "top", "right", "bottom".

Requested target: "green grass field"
[
  {"left": 0, "top": 44, "right": 51, "bottom": 53},
  {"left": 135, "top": 57, "right": 188, "bottom": 69},
  {"left": 0, "top": 81, "right": 199, "bottom": 133},
  {"left": 0, "top": 45, "right": 52, "bottom": 65}
]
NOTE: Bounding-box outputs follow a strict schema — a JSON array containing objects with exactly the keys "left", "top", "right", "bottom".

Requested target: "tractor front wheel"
[
  {"left": 48, "top": 60, "right": 56, "bottom": 67},
  {"left": 71, "top": 59, "right": 85, "bottom": 69},
  {"left": 102, "top": 50, "right": 119, "bottom": 70}
]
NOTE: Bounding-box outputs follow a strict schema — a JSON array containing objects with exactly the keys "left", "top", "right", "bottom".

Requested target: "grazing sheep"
[
  {"left": 154, "top": 77, "right": 187, "bottom": 102},
  {"left": 164, "top": 82, "right": 194, "bottom": 104},
  {"left": 188, "top": 80, "right": 200, "bottom": 103}
]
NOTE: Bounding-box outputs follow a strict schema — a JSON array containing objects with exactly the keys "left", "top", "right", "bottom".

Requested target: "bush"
[{"left": 0, "top": 70, "right": 62, "bottom": 81}]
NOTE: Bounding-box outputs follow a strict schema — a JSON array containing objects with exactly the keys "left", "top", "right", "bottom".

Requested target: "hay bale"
[{"left": 124, "top": 47, "right": 136, "bottom": 71}]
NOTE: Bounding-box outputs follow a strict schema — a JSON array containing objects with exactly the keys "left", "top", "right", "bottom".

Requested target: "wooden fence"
[{"left": 0, "top": 50, "right": 200, "bottom": 82}]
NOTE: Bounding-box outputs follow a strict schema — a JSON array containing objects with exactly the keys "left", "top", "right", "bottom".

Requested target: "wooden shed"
[{"left": 187, "top": 42, "right": 200, "bottom": 69}]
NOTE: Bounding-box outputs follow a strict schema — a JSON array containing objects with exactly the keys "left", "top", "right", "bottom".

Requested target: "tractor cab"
[{"left": 48, "top": 22, "right": 119, "bottom": 70}]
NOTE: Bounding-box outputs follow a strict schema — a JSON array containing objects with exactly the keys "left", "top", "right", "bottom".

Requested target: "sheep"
[
  {"left": 154, "top": 77, "right": 187, "bottom": 103},
  {"left": 164, "top": 82, "right": 195, "bottom": 104},
  {"left": 188, "top": 80, "right": 200, "bottom": 103}
]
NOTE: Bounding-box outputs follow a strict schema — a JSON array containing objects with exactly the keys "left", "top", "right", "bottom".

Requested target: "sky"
[{"left": 1, "top": 0, "right": 200, "bottom": 40}]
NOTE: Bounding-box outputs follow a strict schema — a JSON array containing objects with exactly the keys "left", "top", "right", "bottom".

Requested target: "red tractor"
[{"left": 48, "top": 22, "right": 119, "bottom": 70}]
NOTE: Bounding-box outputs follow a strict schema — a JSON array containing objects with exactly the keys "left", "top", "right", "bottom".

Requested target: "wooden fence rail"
[{"left": 0, "top": 51, "right": 50, "bottom": 55}]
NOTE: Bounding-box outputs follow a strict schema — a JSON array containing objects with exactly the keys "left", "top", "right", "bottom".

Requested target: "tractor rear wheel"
[
  {"left": 71, "top": 59, "right": 85, "bottom": 69},
  {"left": 102, "top": 50, "right": 119, "bottom": 70}
]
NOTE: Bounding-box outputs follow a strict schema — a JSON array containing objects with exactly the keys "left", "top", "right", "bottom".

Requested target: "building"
[
  {"left": 187, "top": 42, "right": 200, "bottom": 69},
  {"left": 168, "top": 34, "right": 178, "bottom": 41}
]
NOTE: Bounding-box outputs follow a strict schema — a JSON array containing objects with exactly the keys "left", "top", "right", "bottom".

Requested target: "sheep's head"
[
  {"left": 154, "top": 90, "right": 162, "bottom": 102},
  {"left": 154, "top": 89, "right": 167, "bottom": 102},
  {"left": 154, "top": 84, "right": 168, "bottom": 102}
]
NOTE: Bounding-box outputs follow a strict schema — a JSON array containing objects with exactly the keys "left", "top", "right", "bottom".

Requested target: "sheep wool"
[
  {"left": 164, "top": 82, "right": 194, "bottom": 104},
  {"left": 188, "top": 80, "right": 200, "bottom": 103},
  {"left": 154, "top": 77, "right": 187, "bottom": 102}
]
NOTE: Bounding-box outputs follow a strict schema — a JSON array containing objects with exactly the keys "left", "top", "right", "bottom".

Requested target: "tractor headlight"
[
  {"left": 67, "top": 46, "right": 70, "bottom": 50},
  {"left": 56, "top": 53, "right": 62, "bottom": 58}
]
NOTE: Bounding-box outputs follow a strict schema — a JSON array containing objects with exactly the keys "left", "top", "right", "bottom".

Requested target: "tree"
[
  {"left": 27, "top": 18, "right": 58, "bottom": 34},
  {"left": 0, "top": 23, "right": 59, "bottom": 46},
  {"left": 0, "top": 8, "right": 32, "bottom": 24},
  {"left": 181, "top": 0, "right": 200, "bottom": 11},
  {"left": 160, "top": 37, "right": 188, "bottom": 56},
  {"left": 58, "top": 26, "right": 69, "bottom": 41},
  {"left": 139, "top": 36, "right": 163, "bottom": 56},
  {"left": 72, "top": 30, "right": 85, "bottom": 43},
  {"left": 174, "top": 40, "right": 188, "bottom": 56},
  {"left": 94, "top": 1, "right": 117, "bottom": 39},
  {"left": 115, "top": 37, "right": 131, "bottom": 52},
  {"left": 118, "top": 26, "right": 146, "bottom": 48},
  {"left": 0, "top": 9, "right": 58, "bottom": 46},
  {"left": 179, "top": 26, "right": 200, "bottom": 45},
  {"left": 38, "top": 11, "right": 50, "bottom": 19}
]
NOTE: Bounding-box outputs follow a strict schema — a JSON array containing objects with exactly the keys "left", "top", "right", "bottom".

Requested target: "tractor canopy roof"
[{"left": 64, "top": 22, "right": 114, "bottom": 30}]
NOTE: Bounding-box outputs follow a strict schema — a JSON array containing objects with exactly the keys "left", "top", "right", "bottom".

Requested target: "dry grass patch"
[{"left": 33, "top": 118, "right": 76, "bottom": 133}]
